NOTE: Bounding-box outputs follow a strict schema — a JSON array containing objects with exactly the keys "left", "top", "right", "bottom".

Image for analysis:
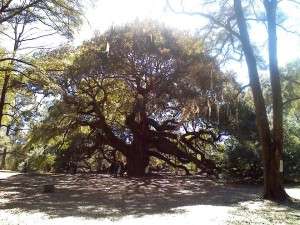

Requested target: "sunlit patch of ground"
[
  {"left": 287, "top": 188, "right": 300, "bottom": 200},
  {"left": 228, "top": 195, "right": 300, "bottom": 224},
  {"left": 0, "top": 170, "right": 20, "bottom": 179},
  {"left": 0, "top": 206, "right": 233, "bottom": 225},
  {"left": 0, "top": 172, "right": 299, "bottom": 225}
]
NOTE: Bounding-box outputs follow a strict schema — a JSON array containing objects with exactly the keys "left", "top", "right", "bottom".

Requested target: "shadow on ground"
[{"left": 0, "top": 173, "right": 280, "bottom": 220}]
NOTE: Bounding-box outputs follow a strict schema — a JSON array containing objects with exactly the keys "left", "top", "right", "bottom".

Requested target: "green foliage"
[
  {"left": 0, "top": 0, "right": 84, "bottom": 38},
  {"left": 220, "top": 60, "right": 300, "bottom": 182},
  {"left": 223, "top": 137, "right": 263, "bottom": 180},
  {"left": 4, "top": 20, "right": 298, "bottom": 180},
  {"left": 18, "top": 148, "right": 55, "bottom": 172},
  {"left": 281, "top": 61, "right": 300, "bottom": 181},
  {"left": 22, "top": 22, "right": 243, "bottom": 174}
]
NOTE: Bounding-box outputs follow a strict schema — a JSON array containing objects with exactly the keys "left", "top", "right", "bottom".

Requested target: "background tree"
[
  {"left": 0, "top": 0, "right": 85, "bottom": 169},
  {"left": 166, "top": 0, "right": 298, "bottom": 202},
  {"left": 0, "top": 0, "right": 83, "bottom": 32},
  {"left": 281, "top": 61, "right": 300, "bottom": 181}
]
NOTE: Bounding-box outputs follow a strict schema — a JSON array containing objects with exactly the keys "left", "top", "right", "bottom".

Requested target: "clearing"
[{"left": 0, "top": 171, "right": 299, "bottom": 225}]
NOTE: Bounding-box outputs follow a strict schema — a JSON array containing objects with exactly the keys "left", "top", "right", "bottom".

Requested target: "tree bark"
[
  {"left": 0, "top": 73, "right": 10, "bottom": 127},
  {"left": 0, "top": 147, "right": 7, "bottom": 170},
  {"left": 0, "top": 32, "right": 18, "bottom": 131},
  {"left": 234, "top": 0, "right": 288, "bottom": 201},
  {"left": 126, "top": 94, "right": 149, "bottom": 177},
  {"left": 126, "top": 147, "right": 149, "bottom": 177},
  {"left": 91, "top": 99, "right": 150, "bottom": 177},
  {"left": 263, "top": 0, "right": 288, "bottom": 200}
]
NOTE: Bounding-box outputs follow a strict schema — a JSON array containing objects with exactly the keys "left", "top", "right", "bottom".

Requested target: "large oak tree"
[{"left": 27, "top": 23, "right": 242, "bottom": 176}]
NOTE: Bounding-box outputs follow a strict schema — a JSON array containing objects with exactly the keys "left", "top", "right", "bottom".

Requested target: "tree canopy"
[{"left": 22, "top": 22, "right": 254, "bottom": 177}]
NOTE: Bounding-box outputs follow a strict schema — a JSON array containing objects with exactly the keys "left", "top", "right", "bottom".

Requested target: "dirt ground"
[{"left": 0, "top": 171, "right": 299, "bottom": 225}]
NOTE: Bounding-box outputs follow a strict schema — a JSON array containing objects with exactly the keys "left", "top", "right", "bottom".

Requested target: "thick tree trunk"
[
  {"left": 126, "top": 94, "right": 149, "bottom": 177},
  {"left": 126, "top": 123, "right": 149, "bottom": 177},
  {"left": 234, "top": 0, "right": 288, "bottom": 201},
  {"left": 126, "top": 148, "right": 149, "bottom": 177}
]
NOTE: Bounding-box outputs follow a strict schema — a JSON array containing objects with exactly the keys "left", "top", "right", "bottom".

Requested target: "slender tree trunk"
[
  {"left": 0, "top": 147, "right": 7, "bottom": 170},
  {"left": 0, "top": 73, "right": 10, "bottom": 127},
  {"left": 0, "top": 43, "right": 18, "bottom": 130},
  {"left": 234, "top": 0, "right": 288, "bottom": 201},
  {"left": 263, "top": 0, "right": 288, "bottom": 200}
]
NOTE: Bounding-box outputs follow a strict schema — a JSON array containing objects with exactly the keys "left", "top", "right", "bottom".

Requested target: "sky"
[
  {"left": 72, "top": 0, "right": 300, "bottom": 84},
  {"left": 75, "top": 0, "right": 205, "bottom": 43},
  {"left": 1, "top": 0, "right": 300, "bottom": 85}
]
